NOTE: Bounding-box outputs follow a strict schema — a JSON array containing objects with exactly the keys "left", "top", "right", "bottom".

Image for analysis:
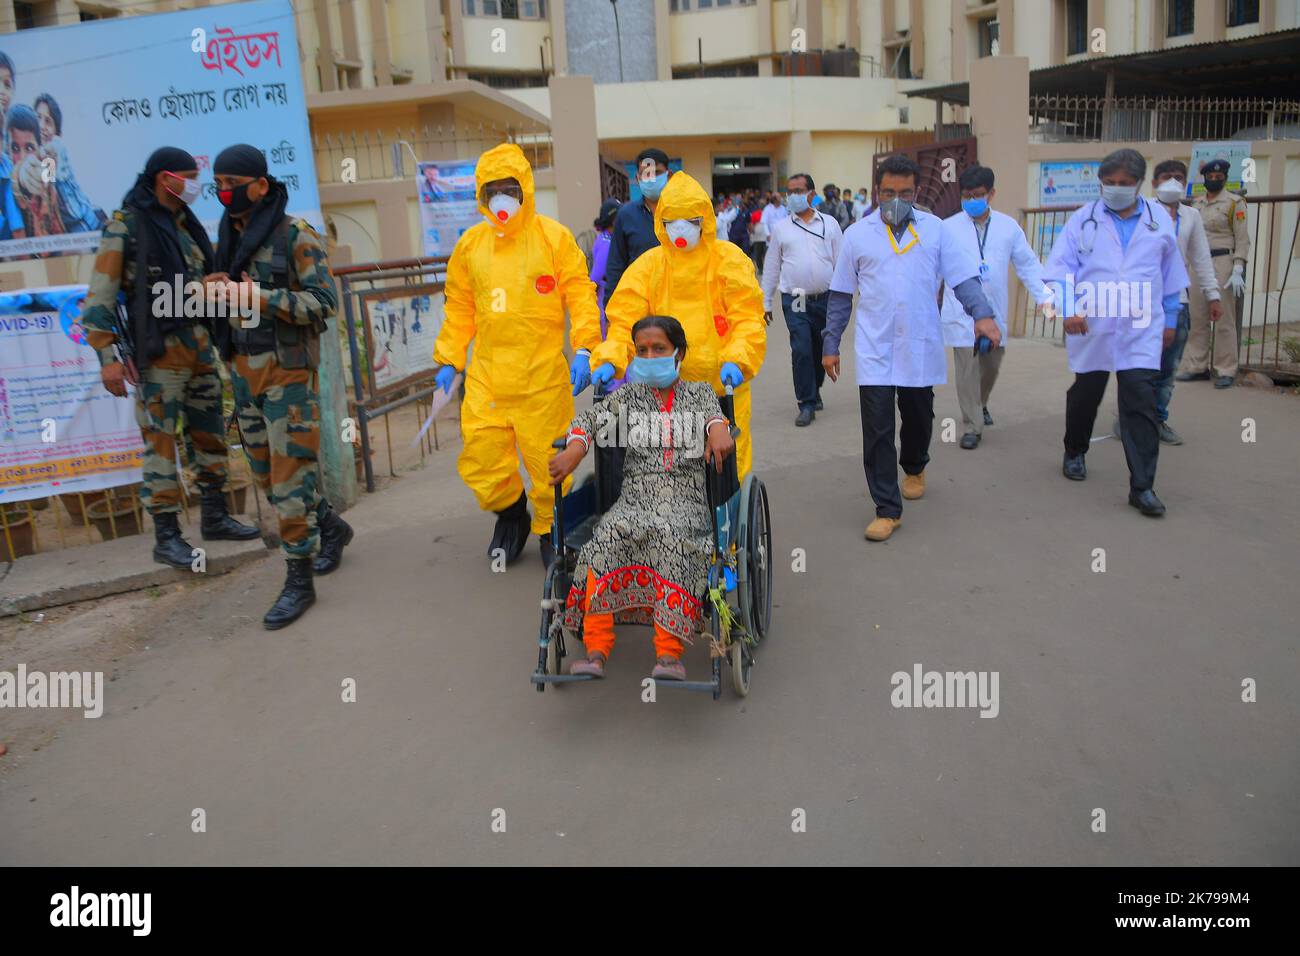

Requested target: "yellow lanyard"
[{"left": 887, "top": 222, "right": 920, "bottom": 255}]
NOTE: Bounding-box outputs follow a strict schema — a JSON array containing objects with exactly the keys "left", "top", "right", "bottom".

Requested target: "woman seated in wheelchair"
[{"left": 547, "top": 314, "right": 735, "bottom": 681}]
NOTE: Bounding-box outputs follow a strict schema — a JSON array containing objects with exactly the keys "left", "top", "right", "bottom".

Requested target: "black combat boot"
[
  {"left": 152, "top": 512, "right": 196, "bottom": 569},
  {"left": 199, "top": 488, "right": 261, "bottom": 541},
  {"left": 312, "top": 501, "right": 354, "bottom": 575},
  {"left": 263, "top": 558, "right": 316, "bottom": 630},
  {"left": 488, "top": 491, "right": 530, "bottom": 564}
]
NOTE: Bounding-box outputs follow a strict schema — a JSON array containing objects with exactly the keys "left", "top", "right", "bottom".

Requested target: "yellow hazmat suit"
[
  {"left": 597, "top": 172, "right": 766, "bottom": 475},
  {"left": 434, "top": 143, "right": 601, "bottom": 534}
]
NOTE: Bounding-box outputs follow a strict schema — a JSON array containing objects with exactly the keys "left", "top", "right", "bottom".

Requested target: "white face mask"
[
  {"left": 164, "top": 174, "right": 202, "bottom": 205},
  {"left": 1155, "top": 179, "right": 1185, "bottom": 204},
  {"left": 488, "top": 193, "right": 521, "bottom": 224},
  {"left": 664, "top": 219, "right": 702, "bottom": 250},
  {"left": 1101, "top": 184, "right": 1140, "bottom": 212}
]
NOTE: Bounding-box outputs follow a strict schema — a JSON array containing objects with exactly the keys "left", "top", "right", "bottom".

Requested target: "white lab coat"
[
  {"left": 1043, "top": 198, "right": 1190, "bottom": 373},
  {"left": 940, "top": 209, "right": 1052, "bottom": 347},
  {"left": 830, "top": 208, "right": 982, "bottom": 387}
]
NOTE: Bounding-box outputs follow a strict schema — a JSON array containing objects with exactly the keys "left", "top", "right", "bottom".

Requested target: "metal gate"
[{"left": 871, "top": 137, "right": 977, "bottom": 220}]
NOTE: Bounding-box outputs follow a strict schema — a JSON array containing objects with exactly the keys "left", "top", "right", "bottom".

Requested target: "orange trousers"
[{"left": 581, "top": 569, "right": 684, "bottom": 660}]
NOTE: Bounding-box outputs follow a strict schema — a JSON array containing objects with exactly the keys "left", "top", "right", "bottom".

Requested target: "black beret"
[{"left": 1200, "top": 158, "right": 1230, "bottom": 175}]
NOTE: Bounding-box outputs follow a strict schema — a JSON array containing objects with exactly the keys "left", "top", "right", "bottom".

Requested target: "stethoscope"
[{"left": 1078, "top": 197, "right": 1160, "bottom": 258}]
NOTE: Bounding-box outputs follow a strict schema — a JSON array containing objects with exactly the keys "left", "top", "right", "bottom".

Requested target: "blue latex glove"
[
  {"left": 591, "top": 362, "right": 616, "bottom": 388},
  {"left": 570, "top": 351, "right": 591, "bottom": 396},
  {"left": 434, "top": 364, "right": 457, "bottom": 394},
  {"left": 720, "top": 362, "right": 744, "bottom": 388}
]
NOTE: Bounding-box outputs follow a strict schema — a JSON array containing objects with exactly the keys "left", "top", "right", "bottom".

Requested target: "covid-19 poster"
[
  {"left": 1189, "top": 141, "right": 1252, "bottom": 196},
  {"left": 0, "top": 287, "right": 144, "bottom": 505},
  {"left": 0, "top": 0, "right": 321, "bottom": 261},
  {"left": 417, "top": 160, "right": 479, "bottom": 257}
]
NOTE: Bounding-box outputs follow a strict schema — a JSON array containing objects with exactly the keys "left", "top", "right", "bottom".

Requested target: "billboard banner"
[
  {"left": 0, "top": 286, "right": 144, "bottom": 504},
  {"left": 363, "top": 289, "right": 446, "bottom": 395},
  {"left": 1189, "top": 141, "right": 1252, "bottom": 196},
  {"left": 1038, "top": 161, "right": 1101, "bottom": 208},
  {"left": 418, "top": 160, "right": 479, "bottom": 257},
  {"left": 0, "top": 0, "right": 321, "bottom": 261}
]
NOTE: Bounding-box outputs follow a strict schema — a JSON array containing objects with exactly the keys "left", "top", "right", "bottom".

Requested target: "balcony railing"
[
  {"left": 313, "top": 124, "right": 553, "bottom": 184},
  {"left": 1028, "top": 96, "right": 1300, "bottom": 143}
]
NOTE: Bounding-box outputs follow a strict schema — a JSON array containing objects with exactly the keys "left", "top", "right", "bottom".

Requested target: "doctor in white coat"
[
  {"left": 1044, "top": 148, "right": 1189, "bottom": 517},
  {"left": 941, "top": 164, "right": 1055, "bottom": 449},
  {"left": 823, "top": 155, "right": 1000, "bottom": 542}
]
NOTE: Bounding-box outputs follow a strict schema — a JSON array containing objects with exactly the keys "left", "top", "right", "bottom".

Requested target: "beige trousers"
[
  {"left": 1183, "top": 255, "right": 1238, "bottom": 378},
  {"left": 953, "top": 346, "right": 1005, "bottom": 435}
]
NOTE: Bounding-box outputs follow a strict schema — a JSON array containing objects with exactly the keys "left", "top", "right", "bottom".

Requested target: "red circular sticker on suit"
[
  {"left": 535, "top": 274, "right": 556, "bottom": 294},
  {"left": 713, "top": 314, "right": 729, "bottom": 336}
]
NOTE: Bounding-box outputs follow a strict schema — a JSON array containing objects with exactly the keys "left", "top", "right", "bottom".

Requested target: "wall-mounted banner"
[
  {"left": 1038, "top": 161, "right": 1101, "bottom": 208},
  {"left": 363, "top": 289, "right": 446, "bottom": 395},
  {"left": 1189, "top": 141, "right": 1252, "bottom": 196},
  {"left": 417, "top": 160, "right": 479, "bottom": 257},
  {"left": 0, "top": 286, "right": 144, "bottom": 504},
  {"left": 0, "top": 0, "right": 321, "bottom": 261}
]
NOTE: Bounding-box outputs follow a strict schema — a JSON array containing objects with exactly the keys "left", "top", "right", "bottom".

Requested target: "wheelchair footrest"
[
  {"left": 651, "top": 678, "right": 718, "bottom": 694},
  {"left": 531, "top": 673, "right": 595, "bottom": 685}
]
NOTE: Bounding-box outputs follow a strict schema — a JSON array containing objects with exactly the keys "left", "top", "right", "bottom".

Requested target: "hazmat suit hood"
[
  {"left": 475, "top": 142, "right": 535, "bottom": 236},
  {"left": 652, "top": 172, "right": 716, "bottom": 253}
]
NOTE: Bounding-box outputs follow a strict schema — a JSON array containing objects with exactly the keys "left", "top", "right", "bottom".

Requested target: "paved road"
[{"left": 2, "top": 331, "right": 1297, "bottom": 865}]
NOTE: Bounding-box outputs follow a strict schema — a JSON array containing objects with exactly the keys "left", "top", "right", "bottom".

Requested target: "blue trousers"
[
  {"left": 781, "top": 291, "right": 827, "bottom": 411},
  {"left": 1155, "top": 304, "right": 1190, "bottom": 423}
]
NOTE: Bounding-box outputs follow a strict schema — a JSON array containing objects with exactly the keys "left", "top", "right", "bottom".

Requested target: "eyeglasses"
[
  {"left": 482, "top": 185, "right": 523, "bottom": 202},
  {"left": 877, "top": 188, "right": 915, "bottom": 202}
]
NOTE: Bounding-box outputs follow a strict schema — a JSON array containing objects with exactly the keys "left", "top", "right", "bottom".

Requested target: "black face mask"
[
  {"left": 1204, "top": 177, "right": 1226, "bottom": 194},
  {"left": 218, "top": 181, "right": 257, "bottom": 214}
]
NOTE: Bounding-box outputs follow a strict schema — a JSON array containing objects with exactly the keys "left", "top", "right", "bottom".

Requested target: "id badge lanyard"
[{"left": 974, "top": 219, "right": 990, "bottom": 278}]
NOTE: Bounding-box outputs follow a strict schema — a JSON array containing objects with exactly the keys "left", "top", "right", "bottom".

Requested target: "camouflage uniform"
[
  {"left": 80, "top": 208, "right": 228, "bottom": 515},
  {"left": 221, "top": 218, "right": 337, "bottom": 558}
]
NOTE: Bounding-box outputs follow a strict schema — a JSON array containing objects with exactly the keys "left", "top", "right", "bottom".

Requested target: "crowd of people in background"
[{"left": 711, "top": 183, "right": 871, "bottom": 274}]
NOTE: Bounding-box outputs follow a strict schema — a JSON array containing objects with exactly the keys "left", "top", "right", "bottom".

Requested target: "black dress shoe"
[
  {"left": 263, "top": 558, "right": 316, "bottom": 629},
  {"left": 960, "top": 432, "right": 980, "bottom": 449},
  {"left": 488, "top": 491, "right": 530, "bottom": 564},
  {"left": 152, "top": 511, "right": 196, "bottom": 569},
  {"left": 1214, "top": 375, "right": 1234, "bottom": 389},
  {"left": 795, "top": 407, "right": 815, "bottom": 427},
  {"left": 1128, "top": 489, "right": 1166, "bottom": 517},
  {"left": 982, "top": 406, "right": 993, "bottom": 426},
  {"left": 1175, "top": 370, "right": 1210, "bottom": 382},
  {"left": 1062, "top": 453, "right": 1086, "bottom": 481},
  {"left": 199, "top": 489, "right": 261, "bottom": 541},
  {"left": 312, "top": 501, "right": 354, "bottom": 575}
]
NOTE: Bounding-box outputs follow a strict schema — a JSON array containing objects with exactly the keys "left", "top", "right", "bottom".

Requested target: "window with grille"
[
  {"left": 1227, "top": 0, "right": 1258, "bottom": 26},
  {"left": 1167, "top": 0, "right": 1194, "bottom": 36},
  {"left": 1066, "top": 0, "right": 1087, "bottom": 54}
]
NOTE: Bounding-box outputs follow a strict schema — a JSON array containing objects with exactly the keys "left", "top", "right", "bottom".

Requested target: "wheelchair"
[{"left": 531, "top": 387, "right": 773, "bottom": 699}]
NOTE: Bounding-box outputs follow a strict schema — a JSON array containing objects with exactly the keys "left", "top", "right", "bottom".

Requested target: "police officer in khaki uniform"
[{"left": 1178, "top": 158, "right": 1250, "bottom": 389}]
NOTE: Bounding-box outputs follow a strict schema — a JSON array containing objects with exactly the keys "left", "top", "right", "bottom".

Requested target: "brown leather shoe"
[
  {"left": 865, "top": 517, "right": 901, "bottom": 541},
  {"left": 902, "top": 471, "right": 926, "bottom": 500},
  {"left": 570, "top": 651, "right": 607, "bottom": 678}
]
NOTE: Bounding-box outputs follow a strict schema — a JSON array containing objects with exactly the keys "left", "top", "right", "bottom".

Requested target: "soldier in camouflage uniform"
[
  {"left": 80, "top": 147, "right": 260, "bottom": 569},
  {"left": 206, "top": 144, "right": 352, "bottom": 630}
]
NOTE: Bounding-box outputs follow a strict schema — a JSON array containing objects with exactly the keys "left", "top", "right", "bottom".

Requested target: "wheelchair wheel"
[
  {"left": 541, "top": 562, "right": 567, "bottom": 684},
  {"left": 737, "top": 474, "right": 773, "bottom": 643},
  {"left": 730, "top": 626, "right": 753, "bottom": 697}
]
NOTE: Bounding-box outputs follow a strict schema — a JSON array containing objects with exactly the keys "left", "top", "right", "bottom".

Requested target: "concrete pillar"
[
  {"left": 424, "top": 0, "right": 449, "bottom": 84},
  {"left": 969, "top": 55, "right": 1030, "bottom": 335},
  {"left": 787, "top": 130, "right": 814, "bottom": 182},
  {"left": 548, "top": 74, "right": 600, "bottom": 237},
  {"left": 369, "top": 0, "right": 392, "bottom": 86},
  {"left": 315, "top": 2, "right": 338, "bottom": 92},
  {"left": 655, "top": 0, "right": 672, "bottom": 81},
  {"left": 447, "top": 0, "right": 467, "bottom": 80},
  {"left": 548, "top": 0, "right": 568, "bottom": 75}
]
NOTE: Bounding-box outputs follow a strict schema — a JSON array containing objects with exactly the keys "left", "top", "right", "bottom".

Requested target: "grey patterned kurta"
[{"left": 561, "top": 380, "right": 728, "bottom": 641}]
